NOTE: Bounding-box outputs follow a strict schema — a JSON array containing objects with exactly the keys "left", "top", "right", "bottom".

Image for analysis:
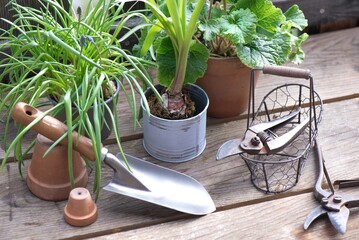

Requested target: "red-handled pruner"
[{"left": 304, "top": 139, "right": 359, "bottom": 234}]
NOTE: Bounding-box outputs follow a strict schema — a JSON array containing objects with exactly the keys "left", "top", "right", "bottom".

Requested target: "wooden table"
[{"left": 1, "top": 27, "right": 359, "bottom": 240}]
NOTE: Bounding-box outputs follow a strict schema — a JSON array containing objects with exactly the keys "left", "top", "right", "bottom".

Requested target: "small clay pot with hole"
[
  {"left": 27, "top": 134, "right": 88, "bottom": 201},
  {"left": 64, "top": 187, "right": 98, "bottom": 227}
]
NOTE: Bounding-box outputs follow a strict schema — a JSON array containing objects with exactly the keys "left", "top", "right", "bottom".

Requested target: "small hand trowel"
[{"left": 11, "top": 102, "right": 216, "bottom": 215}]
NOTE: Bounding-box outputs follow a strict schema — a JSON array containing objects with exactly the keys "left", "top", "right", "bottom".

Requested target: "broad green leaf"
[
  {"left": 184, "top": 41, "right": 209, "bottom": 84},
  {"left": 284, "top": 5, "right": 308, "bottom": 31},
  {"left": 237, "top": 33, "right": 291, "bottom": 68},
  {"left": 235, "top": 0, "right": 283, "bottom": 35},
  {"left": 237, "top": 39, "right": 278, "bottom": 68},
  {"left": 198, "top": 19, "right": 220, "bottom": 42},
  {"left": 218, "top": 9, "right": 257, "bottom": 44},
  {"left": 271, "top": 31, "right": 292, "bottom": 65},
  {"left": 289, "top": 33, "right": 308, "bottom": 64},
  {"left": 156, "top": 37, "right": 209, "bottom": 87},
  {"left": 156, "top": 37, "right": 180, "bottom": 87}
]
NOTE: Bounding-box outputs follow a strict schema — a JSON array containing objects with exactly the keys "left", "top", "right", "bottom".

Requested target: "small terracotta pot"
[
  {"left": 64, "top": 187, "right": 98, "bottom": 227},
  {"left": 27, "top": 134, "right": 88, "bottom": 201},
  {"left": 197, "top": 57, "right": 259, "bottom": 118}
]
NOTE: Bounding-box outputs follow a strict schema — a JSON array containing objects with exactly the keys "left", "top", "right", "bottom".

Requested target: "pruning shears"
[
  {"left": 304, "top": 140, "right": 359, "bottom": 234},
  {"left": 216, "top": 107, "right": 309, "bottom": 160}
]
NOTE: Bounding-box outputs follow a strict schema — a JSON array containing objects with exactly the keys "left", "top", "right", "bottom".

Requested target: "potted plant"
[
  {"left": 195, "top": 0, "right": 309, "bottom": 118},
  {"left": 0, "top": 0, "right": 158, "bottom": 199},
  {"left": 131, "top": 0, "right": 210, "bottom": 162}
]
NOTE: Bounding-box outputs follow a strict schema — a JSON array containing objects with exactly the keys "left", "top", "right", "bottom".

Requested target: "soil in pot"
[{"left": 147, "top": 88, "right": 196, "bottom": 120}]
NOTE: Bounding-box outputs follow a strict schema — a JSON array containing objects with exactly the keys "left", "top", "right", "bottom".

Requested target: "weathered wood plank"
[
  {"left": 1, "top": 98, "right": 359, "bottom": 239},
  {"left": 91, "top": 193, "right": 359, "bottom": 240}
]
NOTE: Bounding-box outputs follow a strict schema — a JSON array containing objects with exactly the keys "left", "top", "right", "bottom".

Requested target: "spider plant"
[{"left": 0, "top": 0, "right": 159, "bottom": 199}]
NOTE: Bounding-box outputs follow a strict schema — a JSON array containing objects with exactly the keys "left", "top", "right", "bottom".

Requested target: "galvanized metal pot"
[{"left": 141, "top": 84, "right": 209, "bottom": 162}]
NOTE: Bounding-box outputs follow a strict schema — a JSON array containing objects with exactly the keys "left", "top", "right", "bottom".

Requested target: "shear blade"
[
  {"left": 328, "top": 207, "right": 350, "bottom": 234},
  {"left": 304, "top": 206, "right": 328, "bottom": 230},
  {"left": 216, "top": 138, "right": 243, "bottom": 160}
]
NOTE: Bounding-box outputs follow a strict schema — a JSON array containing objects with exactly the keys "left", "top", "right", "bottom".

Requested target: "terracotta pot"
[
  {"left": 27, "top": 134, "right": 88, "bottom": 201},
  {"left": 64, "top": 187, "right": 98, "bottom": 227},
  {"left": 197, "top": 57, "right": 259, "bottom": 118}
]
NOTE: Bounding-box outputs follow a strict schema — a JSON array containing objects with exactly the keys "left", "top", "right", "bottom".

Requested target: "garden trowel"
[{"left": 11, "top": 102, "right": 216, "bottom": 215}]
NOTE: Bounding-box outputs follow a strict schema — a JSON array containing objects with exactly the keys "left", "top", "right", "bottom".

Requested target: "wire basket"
[{"left": 240, "top": 66, "right": 323, "bottom": 193}]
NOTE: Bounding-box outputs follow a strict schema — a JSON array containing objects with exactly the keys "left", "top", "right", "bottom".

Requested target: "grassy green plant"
[
  {"left": 0, "top": 0, "right": 159, "bottom": 199},
  {"left": 131, "top": 0, "right": 209, "bottom": 118},
  {"left": 197, "top": 0, "right": 308, "bottom": 67}
]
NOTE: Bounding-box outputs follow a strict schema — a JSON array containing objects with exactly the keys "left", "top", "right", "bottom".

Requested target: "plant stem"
[
  {"left": 167, "top": 0, "right": 206, "bottom": 96},
  {"left": 208, "top": 0, "right": 213, "bottom": 20}
]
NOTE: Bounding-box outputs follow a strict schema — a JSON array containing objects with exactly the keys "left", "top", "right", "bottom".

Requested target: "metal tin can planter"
[{"left": 141, "top": 84, "right": 209, "bottom": 162}]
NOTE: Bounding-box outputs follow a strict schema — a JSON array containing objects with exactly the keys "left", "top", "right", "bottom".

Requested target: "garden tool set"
[
  {"left": 304, "top": 140, "right": 359, "bottom": 234},
  {"left": 11, "top": 102, "right": 216, "bottom": 215},
  {"left": 11, "top": 66, "right": 359, "bottom": 234}
]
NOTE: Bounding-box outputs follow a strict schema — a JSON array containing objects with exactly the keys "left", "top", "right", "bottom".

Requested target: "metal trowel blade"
[{"left": 103, "top": 154, "right": 216, "bottom": 215}]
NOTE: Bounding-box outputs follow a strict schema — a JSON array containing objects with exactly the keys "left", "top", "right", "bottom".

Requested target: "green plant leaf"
[
  {"left": 156, "top": 36, "right": 209, "bottom": 87},
  {"left": 139, "top": 21, "right": 164, "bottom": 57},
  {"left": 198, "top": 18, "right": 220, "bottom": 42},
  {"left": 185, "top": 41, "right": 210, "bottom": 85},
  {"left": 289, "top": 33, "right": 309, "bottom": 64},
  {"left": 235, "top": 0, "right": 283, "bottom": 35},
  {"left": 284, "top": 5, "right": 308, "bottom": 31},
  {"left": 237, "top": 32, "right": 291, "bottom": 67},
  {"left": 218, "top": 9, "right": 257, "bottom": 44}
]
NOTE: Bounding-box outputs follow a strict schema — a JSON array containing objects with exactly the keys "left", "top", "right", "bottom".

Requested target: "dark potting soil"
[{"left": 147, "top": 90, "right": 196, "bottom": 120}]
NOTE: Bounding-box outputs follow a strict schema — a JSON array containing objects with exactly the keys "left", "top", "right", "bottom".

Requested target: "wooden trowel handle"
[{"left": 11, "top": 102, "right": 96, "bottom": 161}]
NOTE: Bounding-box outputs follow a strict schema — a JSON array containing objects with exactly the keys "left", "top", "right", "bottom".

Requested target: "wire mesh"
[{"left": 241, "top": 83, "right": 323, "bottom": 193}]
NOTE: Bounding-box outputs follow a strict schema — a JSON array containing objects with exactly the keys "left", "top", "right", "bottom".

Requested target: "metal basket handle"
[
  {"left": 262, "top": 65, "right": 311, "bottom": 80},
  {"left": 247, "top": 65, "right": 318, "bottom": 135}
]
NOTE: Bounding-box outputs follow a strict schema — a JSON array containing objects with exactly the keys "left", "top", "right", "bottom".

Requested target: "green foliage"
[
  {"left": 156, "top": 36, "right": 209, "bottom": 87},
  {"left": 0, "top": 0, "right": 158, "bottom": 198},
  {"left": 132, "top": 0, "right": 209, "bottom": 95},
  {"left": 198, "top": 0, "right": 309, "bottom": 67}
]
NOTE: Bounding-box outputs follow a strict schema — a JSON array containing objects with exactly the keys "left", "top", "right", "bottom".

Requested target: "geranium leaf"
[
  {"left": 218, "top": 9, "right": 257, "bottom": 44},
  {"left": 289, "top": 33, "right": 308, "bottom": 64},
  {"left": 271, "top": 31, "right": 292, "bottom": 65},
  {"left": 237, "top": 32, "right": 291, "bottom": 68},
  {"left": 199, "top": 19, "right": 220, "bottom": 42},
  {"left": 237, "top": 39, "right": 278, "bottom": 68},
  {"left": 236, "top": 0, "right": 283, "bottom": 35},
  {"left": 284, "top": 5, "right": 308, "bottom": 31}
]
